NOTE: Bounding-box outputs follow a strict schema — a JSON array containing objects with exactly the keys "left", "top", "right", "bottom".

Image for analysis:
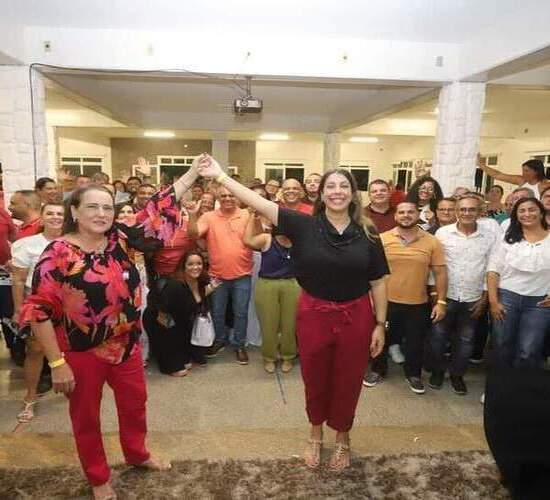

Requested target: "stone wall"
[{"left": 0, "top": 66, "right": 49, "bottom": 206}]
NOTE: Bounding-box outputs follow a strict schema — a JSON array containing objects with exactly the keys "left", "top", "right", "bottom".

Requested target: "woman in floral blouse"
[{"left": 20, "top": 164, "right": 199, "bottom": 500}]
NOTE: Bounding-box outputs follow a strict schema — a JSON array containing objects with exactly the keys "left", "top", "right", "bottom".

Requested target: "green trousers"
[{"left": 254, "top": 277, "right": 300, "bottom": 361}]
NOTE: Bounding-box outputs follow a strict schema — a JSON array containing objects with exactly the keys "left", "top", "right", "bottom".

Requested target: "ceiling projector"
[{"left": 234, "top": 96, "right": 263, "bottom": 114}]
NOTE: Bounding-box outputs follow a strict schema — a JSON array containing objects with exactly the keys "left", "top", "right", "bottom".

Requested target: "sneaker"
[
  {"left": 236, "top": 349, "right": 249, "bottom": 365},
  {"left": 263, "top": 360, "right": 275, "bottom": 373},
  {"left": 450, "top": 375, "right": 467, "bottom": 395},
  {"left": 389, "top": 344, "right": 405, "bottom": 364},
  {"left": 428, "top": 371, "right": 444, "bottom": 390},
  {"left": 469, "top": 356, "right": 484, "bottom": 365},
  {"left": 406, "top": 376, "right": 425, "bottom": 394},
  {"left": 281, "top": 360, "right": 293, "bottom": 373},
  {"left": 363, "top": 372, "right": 383, "bottom": 387},
  {"left": 205, "top": 341, "right": 225, "bottom": 358}
]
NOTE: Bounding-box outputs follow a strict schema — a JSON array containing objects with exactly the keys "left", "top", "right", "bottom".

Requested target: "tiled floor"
[{"left": 0, "top": 342, "right": 488, "bottom": 468}]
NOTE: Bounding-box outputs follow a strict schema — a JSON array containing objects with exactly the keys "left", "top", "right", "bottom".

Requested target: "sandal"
[
  {"left": 328, "top": 442, "right": 351, "bottom": 471},
  {"left": 303, "top": 439, "right": 323, "bottom": 469},
  {"left": 17, "top": 399, "right": 37, "bottom": 423}
]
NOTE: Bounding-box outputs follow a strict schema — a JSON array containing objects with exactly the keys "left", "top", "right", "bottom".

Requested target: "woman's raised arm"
[{"left": 197, "top": 155, "right": 279, "bottom": 225}]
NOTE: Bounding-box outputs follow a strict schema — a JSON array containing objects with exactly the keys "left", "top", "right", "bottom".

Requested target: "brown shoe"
[
  {"left": 281, "top": 360, "right": 293, "bottom": 373},
  {"left": 263, "top": 360, "right": 275, "bottom": 373},
  {"left": 236, "top": 349, "right": 249, "bottom": 365}
]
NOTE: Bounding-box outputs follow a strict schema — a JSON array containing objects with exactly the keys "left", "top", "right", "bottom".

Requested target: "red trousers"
[
  {"left": 65, "top": 347, "right": 150, "bottom": 486},
  {"left": 296, "top": 291, "right": 374, "bottom": 432}
]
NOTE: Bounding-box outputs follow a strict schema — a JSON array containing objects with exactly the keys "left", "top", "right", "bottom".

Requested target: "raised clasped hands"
[{"left": 196, "top": 153, "right": 224, "bottom": 179}]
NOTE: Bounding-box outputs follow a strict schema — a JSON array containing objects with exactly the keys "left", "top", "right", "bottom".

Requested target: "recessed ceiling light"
[
  {"left": 259, "top": 133, "right": 289, "bottom": 141},
  {"left": 144, "top": 130, "right": 175, "bottom": 138},
  {"left": 349, "top": 136, "right": 379, "bottom": 143}
]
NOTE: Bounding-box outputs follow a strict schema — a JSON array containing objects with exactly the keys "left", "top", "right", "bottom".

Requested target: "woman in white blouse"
[
  {"left": 487, "top": 197, "right": 550, "bottom": 367},
  {"left": 11, "top": 202, "right": 64, "bottom": 422}
]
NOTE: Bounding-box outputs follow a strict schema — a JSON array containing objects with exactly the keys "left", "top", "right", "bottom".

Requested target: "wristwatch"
[{"left": 376, "top": 320, "right": 389, "bottom": 330}]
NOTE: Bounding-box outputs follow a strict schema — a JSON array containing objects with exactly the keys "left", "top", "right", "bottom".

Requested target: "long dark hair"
[
  {"left": 313, "top": 168, "right": 378, "bottom": 239},
  {"left": 177, "top": 250, "right": 210, "bottom": 315},
  {"left": 63, "top": 185, "right": 114, "bottom": 234},
  {"left": 407, "top": 175, "right": 444, "bottom": 206},
  {"left": 522, "top": 159, "right": 546, "bottom": 182},
  {"left": 114, "top": 202, "right": 135, "bottom": 220},
  {"left": 505, "top": 197, "right": 548, "bottom": 244}
]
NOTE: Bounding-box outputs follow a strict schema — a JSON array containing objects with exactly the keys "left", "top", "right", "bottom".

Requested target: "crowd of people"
[{"left": 1, "top": 155, "right": 550, "bottom": 499}]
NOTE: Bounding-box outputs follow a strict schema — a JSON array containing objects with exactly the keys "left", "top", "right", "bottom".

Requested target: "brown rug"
[{"left": 0, "top": 450, "right": 509, "bottom": 499}]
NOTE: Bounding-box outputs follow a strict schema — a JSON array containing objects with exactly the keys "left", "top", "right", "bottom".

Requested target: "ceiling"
[
  {"left": 5, "top": 0, "right": 530, "bottom": 44},
  {"left": 45, "top": 71, "right": 434, "bottom": 133},
  {"left": 348, "top": 85, "right": 550, "bottom": 139}
]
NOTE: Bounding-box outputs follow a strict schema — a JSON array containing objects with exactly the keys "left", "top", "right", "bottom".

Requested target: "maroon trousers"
[
  {"left": 296, "top": 291, "right": 374, "bottom": 432},
  {"left": 65, "top": 346, "right": 150, "bottom": 486}
]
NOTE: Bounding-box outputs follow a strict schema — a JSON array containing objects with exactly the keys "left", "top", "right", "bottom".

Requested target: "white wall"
[
  {"left": 256, "top": 140, "right": 324, "bottom": 179},
  {"left": 57, "top": 129, "right": 112, "bottom": 178}
]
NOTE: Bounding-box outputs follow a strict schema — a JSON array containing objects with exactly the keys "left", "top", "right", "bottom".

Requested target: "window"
[
  {"left": 61, "top": 157, "right": 103, "bottom": 177},
  {"left": 264, "top": 162, "right": 305, "bottom": 184},
  {"left": 156, "top": 156, "right": 197, "bottom": 184},
  {"left": 477, "top": 155, "right": 499, "bottom": 194},
  {"left": 530, "top": 153, "right": 550, "bottom": 179},
  {"left": 339, "top": 163, "right": 371, "bottom": 191},
  {"left": 392, "top": 161, "right": 414, "bottom": 190}
]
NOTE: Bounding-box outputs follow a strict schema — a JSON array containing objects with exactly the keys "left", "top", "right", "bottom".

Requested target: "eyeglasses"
[
  {"left": 458, "top": 208, "right": 478, "bottom": 214},
  {"left": 82, "top": 203, "right": 114, "bottom": 213}
]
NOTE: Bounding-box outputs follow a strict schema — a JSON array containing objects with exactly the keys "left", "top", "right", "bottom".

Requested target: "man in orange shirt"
[
  {"left": 364, "top": 202, "right": 447, "bottom": 394},
  {"left": 188, "top": 186, "right": 253, "bottom": 364}
]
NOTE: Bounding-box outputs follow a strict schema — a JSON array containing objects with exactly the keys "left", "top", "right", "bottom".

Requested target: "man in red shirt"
[
  {"left": 8, "top": 190, "right": 42, "bottom": 239},
  {"left": 364, "top": 179, "right": 397, "bottom": 233},
  {"left": 279, "top": 178, "right": 313, "bottom": 215},
  {"left": 302, "top": 173, "right": 322, "bottom": 206}
]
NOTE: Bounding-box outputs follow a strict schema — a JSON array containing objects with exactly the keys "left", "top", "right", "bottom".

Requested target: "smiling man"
[
  {"left": 187, "top": 186, "right": 253, "bottom": 364},
  {"left": 364, "top": 179, "right": 396, "bottom": 233},
  {"left": 279, "top": 178, "right": 313, "bottom": 215},
  {"left": 365, "top": 201, "right": 447, "bottom": 394}
]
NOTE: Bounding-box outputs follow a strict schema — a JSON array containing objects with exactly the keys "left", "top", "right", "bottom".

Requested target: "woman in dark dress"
[
  {"left": 154, "top": 251, "right": 220, "bottom": 376},
  {"left": 196, "top": 154, "right": 388, "bottom": 471}
]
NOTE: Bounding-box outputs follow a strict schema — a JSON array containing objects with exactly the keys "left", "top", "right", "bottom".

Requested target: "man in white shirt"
[{"left": 430, "top": 195, "right": 499, "bottom": 395}]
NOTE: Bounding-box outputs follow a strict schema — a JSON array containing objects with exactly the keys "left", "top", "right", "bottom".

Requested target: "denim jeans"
[
  {"left": 492, "top": 288, "right": 550, "bottom": 368},
  {"left": 210, "top": 275, "right": 251, "bottom": 350},
  {"left": 430, "top": 299, "right": 477, "bottom": 376}
]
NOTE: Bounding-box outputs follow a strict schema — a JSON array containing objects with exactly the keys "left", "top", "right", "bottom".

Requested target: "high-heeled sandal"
[
  {"left": 17, "top": 399, "right": 37, "bottom": 423},
  {"left": 328, "top": 442, "right": 351, "bottom": 471},
  {"left": 303, "top": 439, "right": 323, "bottom": 469}
]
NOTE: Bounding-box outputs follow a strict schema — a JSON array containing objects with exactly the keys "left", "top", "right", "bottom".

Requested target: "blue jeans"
[
  {"left": 492, "top": 289, "right": 550, "bottom": 368},
  {"left": 430, "top": 299, "right": 476, "bottom": 376},
  {"left": 210, "top": 276, "right": 251, "bottom": 350}
]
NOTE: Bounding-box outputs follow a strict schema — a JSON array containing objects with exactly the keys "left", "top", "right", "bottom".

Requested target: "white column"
[
  {"left": 323, "top": 132, "right": 341, "bottom": 172},
  {"left": 431, "top": 81, "right": 486, "bottom": 196},
  {"left": 211, "top": 131, "right": 229, "bottom": 168},
  {"left": 0, "top": 66, "right": 49, "bottom": 206}
]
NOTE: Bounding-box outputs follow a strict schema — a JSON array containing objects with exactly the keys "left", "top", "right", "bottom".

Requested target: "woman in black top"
[
  {"left": 196, "top": 154, "right": 388, "bottom": 471},
  {"left": 154, "top": 251, "right": 220, "bottom": 376}
]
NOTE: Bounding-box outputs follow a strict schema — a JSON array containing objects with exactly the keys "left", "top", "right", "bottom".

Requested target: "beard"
[{"left": 396, "top": 219, "right": 418, "bottom": 229}]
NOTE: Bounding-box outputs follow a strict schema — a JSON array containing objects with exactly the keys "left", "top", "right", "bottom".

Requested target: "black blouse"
[{"left": 277, "top": 208, "right": 389, "bottom": 302}]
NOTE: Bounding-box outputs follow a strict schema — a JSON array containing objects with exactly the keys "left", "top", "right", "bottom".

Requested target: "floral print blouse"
[{"left": 20, "top": 187, "right": 181, "bottom": 364}]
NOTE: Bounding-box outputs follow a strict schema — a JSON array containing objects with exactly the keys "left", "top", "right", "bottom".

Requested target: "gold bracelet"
[
  {"left": 216, "top": 173, "right": 229, "bottom": 184},
  {"left": 437, "top": 300, "right": 447, "bottom": 306},
  {"left": 48, "top": 356, "right": 66, "bottom": 369}
]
